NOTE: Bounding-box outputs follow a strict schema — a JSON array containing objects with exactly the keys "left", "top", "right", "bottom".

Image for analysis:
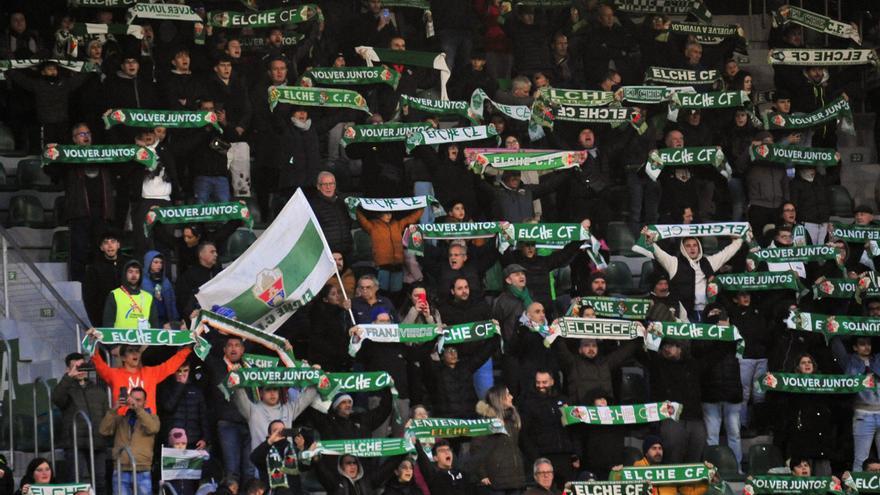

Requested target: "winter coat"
[
  {"left": 204, "top": 354, "right": 248, "bottom": 425},
  {"left": 278, "top": 119, "right": 322, "bottom": 190},
  {"left": 383, "top": 478, "right": 425, "bottom": 495},
  {"left": 84, "top": 253, "right": 132, "bottom": 325},
  {"left": 493, "top": 290, "right": 526, "bottom": 345},
  {"left": 518, "top": 388, "right": 576, "bottom": 460},
  {"left": 346, "top": 141, "right": 409, "bottom": 198},
  {"left": 415, "top": 436, "right": 470, "bottom": 495},
  {"left": 315, "top": 454, "right": 403, "bottom": 495},
  {"left": 142, "top": 250, "right": 180, "bottom": 325},
  {"left": 648, "top": 352, "right": 703, "bottom": 420},
  {"left": 46, "top": 161, "right": 115, "bottom": 222},
  {"left": 305, "top": 188, "right": 353, "bottom": 258},
  {"left": 190, "top": 126, "right": 235, "bottom": 178},
  {"left": 309, "top": 388, "right": 392, "bottom": 440},
  {"left": 158, "top": 70, "right": 202, "bottom": 110},
  {"left": 831, "top": 337, "right": 880, "bottom": 411},
  {"left": 789, "top": 174, "right": 830, "bottom": 224},
  {"left": 552, "top": 338, "right": 639, "bottom": 404},
  {"left": 777, "top": 392, "right": 832, "bottom": 459},
  {"left": 580, "top": 22, "right": 636, "bottom": 85},
  {"left": 431, "top": 0, "right": 477, "bottom": 32},
  {"left": 557, "top": 153, "right": 613, "bottom": 221},
  {"left": 6, "top": 69, "right": 92, "bottom": 124},
  {"left": 471, "top": 401, "right": 526, "bottom": 490},
  {"left": 175, "top": 262, "right": 223, "bottom": 318},
  {"left": 432, "top": 336, "right": 499, "bottom": 418},
  {"left": 103, "top": 71, "right": 160, "bottom": 110},
  {"left": 730, "top": 305, "right": 772, "bottom": 359},
  {"left": 202, "top": 73, "right": 252, "bottom": 132},
  {"left": 158, "top": 379, "right": 211, "bottom": 448},
  {"left": 308, "top": 301, "right": 354, "bottom": 371},
  {"left": 98, "top": 406, "right": 160, "bottom": 470},
  {"left": 52, "top": 375, "right": 111, "bottom": 449},
  {"left": 501, "top": 242, "right": 581, "bottom": 312},
  {"left": 745, "top": 158, "right": 789, "bottom": 209},
  {"left": 695, "top": 340, "right": 743, "bottom": 404},
  {"left": 357, "top": 208, "right": 424, "bottom": 267},
  {"left": 482, "top": 169, "right": 569, "bottom": 222},
  {"left": 413, "top": 144, "right": 485, "bottom": 220},
  {"left": 449, "top": 66, "right": 498, "bottom": 101},
  {"left": 501, "top": 16, "right": 552, "bottom": 74}
]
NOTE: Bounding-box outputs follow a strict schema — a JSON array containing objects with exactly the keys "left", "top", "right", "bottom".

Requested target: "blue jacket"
[
  {"left": 832, "top": 337, "right": 880, "bottom": 411},
  {"left": 141, "top": 250, "right": 179, "bottom": 326}
]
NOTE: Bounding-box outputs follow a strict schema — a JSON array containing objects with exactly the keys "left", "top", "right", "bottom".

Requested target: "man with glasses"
[
  {"left": 351, "top": 274, "right": 396, "bottom": 324},
  {"left": 526, "top": 458, "right": 560, "bottom": 494},
  {"left": 306, "top": 171, "right": 352, "bottom": 259}
]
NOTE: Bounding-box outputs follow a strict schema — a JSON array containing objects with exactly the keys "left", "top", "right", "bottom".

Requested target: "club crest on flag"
[
  {"left": 253, "top": 268, "right": 286, "bottom": 308},
  {"left": 44, "top": 145, "right": 60, "bottom": 161}
]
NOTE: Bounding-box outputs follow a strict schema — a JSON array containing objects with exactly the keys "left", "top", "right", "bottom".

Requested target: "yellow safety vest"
[{"left": 111, "top": 287, "right": 153, "bottom": 329}]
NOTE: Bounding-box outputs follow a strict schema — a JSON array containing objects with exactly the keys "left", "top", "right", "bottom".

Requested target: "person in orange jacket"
[
  {"left": 356, "top": 206, "right": 423, "bottom": 296},
  {"left": 611, "top": 435, "right": 711, "bottom": 495}
]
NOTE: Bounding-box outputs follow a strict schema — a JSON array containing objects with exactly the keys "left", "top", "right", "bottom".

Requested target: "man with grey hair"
[
  {"left": 351, "top": 274, "right": 396, "bottom": 324},
  {"left": 306, "top": 170, "right": 352, "bottom": 259},
  {"left": 495, "top": 75, "right": 533, "bottom": 106},
  {"left": 526, "top": 458, "right": 560, "bottom": 494}
]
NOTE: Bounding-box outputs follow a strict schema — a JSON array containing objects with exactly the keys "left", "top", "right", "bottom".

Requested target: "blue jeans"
[
  {"left": 217, "top": 420, "right": 254, "bottom": 482},
  {"left": 703, "top": 402, "right": 743, "bottom": 467},
  {"left": 377, "top": 269, "right": 404, "bottom": 293},
  {"left": 194, "top": 175, "right": 231, "bottom": 203},
  {"left": 438, "top": 29, "right": 472, "bottom": 73},
  {"left": 626, "top": 169, "right": 661, "bottom": 236},
  {"left": 473, "top": 358, "right": 494, "bottom": 400},
  {"left": 413, "top": 181, "right": 436, "bottom": 225},
  {"left": 728, "top": 177, "right": 745, "bottom": 222},
  {"left": 853, "top": 410, "right": 880, "bottom": 471},
  {"left": 739, "top": 357, "right": 767, "bottom": 427},
  {"left": 112, "top": 470, "right": 151, "bottom": 495}
]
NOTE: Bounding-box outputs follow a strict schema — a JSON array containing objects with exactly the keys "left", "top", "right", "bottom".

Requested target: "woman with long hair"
[
  {"left": 472, "top": 385, "right": 526, "bottom": 494},
  {"left": 16, "top": 457, "right": 54, "bottom": 495}
]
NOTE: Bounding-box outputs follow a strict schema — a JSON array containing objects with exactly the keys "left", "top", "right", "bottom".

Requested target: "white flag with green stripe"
[
  {"left": 161, "top": 447, "right": 210, "bottom": 481},
  {"left": 196, "top": 188, "right": 336, "bottom": 334}
]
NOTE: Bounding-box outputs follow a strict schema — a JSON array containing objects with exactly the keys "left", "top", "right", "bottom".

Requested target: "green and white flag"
[
  {"left": 564, "top": 481, "right": 653, "bottom": 495},
  {"left": 195, "top": 189, "right": 336, "bottom": 334},
  {"left": 748, "top": 245, "right": 843, "bottom": 271},
  {"left": 744, "top": 475, "right": 844, "bottom": 495},
  {"left": 407, "top": 418, "right": 507, "bottom": 439},
  {"left": 208, "top": 5, "right": 317, "bottom": 28},
  {"left": 645, "top": 67, "right": 720, "bottom": 86},
  {"left": 161, "top": 447, "right": 209, "bottom": 481},
  {"left": 813, "top": 277, "right": 880, "bottom": 300},
  {"left": 831, "top": 222, "right": 880, "bottom": 242},
  {"left": 500, "top": 222, "right": 591, "bottom": 249},
  {"left": 405, "top": 124, "right": 499, "bottom": 153},
  {"left": 341, "top": 122, "right": 432, "bottom": 147},
  {"left": 749, "top": 144, "right": 840, "bottom": 167},
  {"left": 538, "top": 88, "right": 617, "bottom": 107},
  {"left": 763, "top": 96, "right": 854, "bottom": 134},
  {"left": 707, "top": 271, "right": 804, "bottom": 302},
  {"left": 268, "top": 86, "right": 369, "bottom": 113},
  {"left": 438, "top": 320, "right": 500, "bottom": 351},
  {"left": 42, "top": 144, "right": 157, "bottom": 170},
  {"left": 561, "top": 401, "right": 682, "bottom": 426},
  {"left": 349, "top": 323, "right": 442, "bottom": 356},
  {"left": 469, "top": 88, "right": 531, "bottom": 121},
  {"left": 468, "top": 149, "right": 586, "bottom": 175},
  {"left": 617, "top": 85, "right": 695, "bottom": 105},
  {"left": 82, "top": 328, "right": 193, "bottom": 355},
  {"left": 545, "top": 317, "right": 645, "bottom": 346},
  {"left": 402, "top": 222, "right": 503, "bottom": 255},
  {"left": 772, "top": 5, "right": 861, "bottom": 44},
  {"left": 567, "top": 297, "right": 652, "bottom": 320},
  {"left": 192, "top": 310, "right": 298, "bottom": 367},
  {"left": 617, "top": 464, "right": 714, "bottom": 485},
  {"left": 103, "top": 108, "right": 221, "bottom": 130},
  {"left": 613, "top": 0, "right": 712, "bottom": 22},
  {"left": 769, "top": 48, "right": 878, "bottom": 66},
  {"left": 242, "top": 353, "right": 280, "bottom": 368},
  {"left": 144, "top": 202, "right": 253, "bottom": 236},
  {"left": 302, "top": 66, "right": 399, "bottom": 89},
  {"left": 226, "top": 367, "right": 333, "bottom": 395},
  {"left": 644, "top": 146, "right": 728, "bottom": 181},
  {"left": 69, "top": 0, "right": 138, "bottom": 7},
  {"left": 344, "top": 195, "right": 439, "bottom": 219},
  {"left": 645, "top": 322, "right": 744, "bottom": 358},
  {"left": 29, "top": 485, "right": 93, "bottom": 495},
  {"left": 400, "top": 94, "right": 475, "bottom": 122},
  {"left": 70, "top": 22, "right": 144, "bottom": 39},
  {"left": 634, "top": 222, "right": 752, "bottom": 257},
  {"left": 669, "top": 22, "right": 743, "bottom": 44},
  {"left": 786, "top": 310, "right": 880, "bottom": 340},
  {"left": 669, "top": 91, "right": 748, "bottom": 110},
  {"left": 127, "top": 3, "right": 202, "bottom": 23},
  {"left": 757, "top": 371, "right": 876, "bottom": 395},
  {"left": 357, "top": 46, "right": 451, "bottom": 100},
  {"left": 301, "top": 437, "right": 414, "bottom": 461},
  {"left": 847, "top": 472, "right": 880, "bottom": 493}
]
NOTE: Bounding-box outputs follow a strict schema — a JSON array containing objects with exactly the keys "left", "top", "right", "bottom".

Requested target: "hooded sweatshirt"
[
  {"left": 650, "top": 238, "right": 743, "bottom": 314},
  {"left": 102, "top": 259, "right": 160, "bottom": 328},
  {"left": 141, "top": 250, "right": 179, "bottom": 326}
]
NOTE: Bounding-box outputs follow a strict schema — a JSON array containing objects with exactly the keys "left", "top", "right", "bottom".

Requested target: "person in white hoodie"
[
  {"left": 640, "top": 228, "right": 743, "bottom": 320},
  {"left": 130, "top": 126, "right": 182, "bottom": 260}
]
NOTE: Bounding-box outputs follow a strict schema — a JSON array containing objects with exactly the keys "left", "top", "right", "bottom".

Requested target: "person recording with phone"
[
  {"left": 99, "top": 386, "right": 160, "bottom": 495},
  {"left": 249, "top": 420, "right": 312, "bottom": 495}
]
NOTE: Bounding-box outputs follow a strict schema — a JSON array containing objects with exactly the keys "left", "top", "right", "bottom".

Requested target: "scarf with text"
[
  {"left": 831, "top": 222, "right": 880, "bottom": 242},
  {"left": 669, "top": 91, "right": 748, "bottom": 110},
  {"left": 103, "top": 109, "right": 221, "bottom": 130},
  {"left": 668, "top": 22, "right": 743, "bottom": 44},
  {"left": 846, "top": 472, "right": 880, "bottom": 493},
  {"left": 381, "top": 0, "right": 430, "bottom": 8},
  {"left": 208, "top": 5, "right": 318, "bottom": 28},
  {"left": 82, "top": 328, "right": 193, "bottom": 355},
  {"left": 126, "top": 0, "right": 205, "bottom": 43},
  {"left": 612, "top": 0, "right": 712, "bottom": 23},
  {"left": 193, "top": 310, "right": 298, "bottom": 366},
  {"left": 340, "top": 122, "right": 432, "bottom": 147},
  {"left": 405, "top": 124, "right": 499, "bottom": 153},
  {"left": 633, "top": 222, "right": 752, "bottom": 257},
  {"left": 744, "top": 475, "right": 844, "bottom": 495},
  {"left": 69, "top": 0, "right": 137, "bottom": 6},
  {"left": 316, "top": 371, "right": 400, "bottom": 418},
  {"left": 402, "top": 222, "right": 503, "bottom": 255},
  {"left": 239, "top": 33, "right": 304, "bottom": 53},
  {"left": 768, "top": 48, "right": 878, "bottom": 66},
  {"left": 42, "top": 144, "right": 156, "bottom": 170},
  {"left": 813, "top": 276, "right": 880, "bottom": 300},
  {"left": 438, "top": 320, "right": 500, "bottom": 352},
  {"left": 544, "top": 317, "right": 645, "bottom": 346},
  {"left": 468, "top": 149, "right": 587, "bottom": 175},
  {"left": 265, "top": 439, "right": 298, "bottom": 489},
  {"left": 537, "top": 88, "right": 617, "bottom": 107},
  {"left": 500, "top": 223, "right": 591, "bottom": 250},
  {"left": 469, "top": 88, "right": 531, "bottom": 121},
  {"left": 644, "top": 67, "right": 720, "bottom": 87},
  {"left": 786, "top": 310, "right": 880, "bottom": 340},
  {"left": 644, "top": 146, "right": 728, "bottom": 181},
  {"left": 302, "top": 66, "right": 400, "bottom": 89},
  {"left": 617, "top": 464, "right": 714, "bottom": 485},
  {"left": 561, "top": 402, "right": 682, "bottom": 426},
  {"left": 357, "top": 46, "right": 450, "bottom": 99},
  {"left": 0, "top": 59, "right": 101, "bottom": 80},
  {"left": 144, "top": 202, "right": 252, "bottom": 236},
  {"left": 567, "top": 297, "right": 652, "bottom": 320},
  {"left": 348, "top": 323, "right": 442, "bottom": 356},
  {"left": 772, "top": 5, "right": 861, "bottom": 44},
  {"left": 617, "top": 85, "right": 696, "bottom": 104},
  {"left": 300, "top": 437, "right": 414, "bottom": 462},
  {"left": 564, "top": 481, "right": 653, "bottom": 495},
  {"left": 70, "top": 22, "right": 144, "bottom": 39},
  {"left": 226, "top": 367, "right": 333, "bottom": 396},
  {"left": 747, "top": 245, "right": 844, "bottom": 271},
  {"left": 407, "top": 418, "right": 507, "bottom": 438},
  {"left": 268, "top": 86, "right": 369, "bottom": 113},
  {"left": 399, "top": 94, "right": 475, "bottom": 122},
  {"left": 242, "top": 353, "right": 280, "bottom": 368},
  {"left": 749, "top": 143, "right": 840, "bottom": 167},
  {"left": 344, "top": 195, "right": 439, "bottom": 219},
  {"left": 756, "top": 371, "right": 876, "bottom": 395},
  {"left": 707, "top": 271, "right": 804, "bottom": 302},
  {"left": 645, "top": 322, "right": 744, "bottom": 357},
  {"left": 763, "top": 96, "right": 854, "bottom": 134},
  {"left": 29, "top": 485, "right": 93, "bottom": 495},
  {"left": 161, "top": 447, "right": 209, "bottom": 481}
]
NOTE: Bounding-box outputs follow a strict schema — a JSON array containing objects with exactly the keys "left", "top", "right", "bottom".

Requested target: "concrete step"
[{"left": 841, "top": 162, "right": 880, "bottom": 211}]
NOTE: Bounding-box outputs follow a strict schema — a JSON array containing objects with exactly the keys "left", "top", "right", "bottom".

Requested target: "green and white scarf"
[
  {"left": 469, "top": 88, "right": 531, "bottom": 121},
  {"left": 634, "top": 222, "right": 751, "bottom": 256},
  {"left": 82, "top": 328, "right": 192, "bottom": 355},
  {"left": 301, "top": 437, "right": 414, "bottom": 461},
  {"left": 29, "top": 485, "right": 93, "bottom": 495},
  {"left": 545, "top": 317, "right": 645, "bottom": 346},
  {"left": 144, "top": 202, "right": 253, "bottom": 236},
  {"left": 565, "top": 481, "right": 653, "bottom": 495},
  {"left": 538, "top": 88, "right": 617, "bottom": 107},
  {"left": 127, "top": 3, "right": 202, "bottom": 23},
  {"left": 242, "top": 353, "right": 280, "bottom": 368},
  {"left": 644, "top": 146, "right": 728, "bottom": 181},
  {"left": 613, "top": 0, "right": 712, "bottom": 23},
  {"left": 749, "top": 144, "right": 839, "bottom": 167},
  {"left": 341, "top": 122, "right": 432, "bottom": 147},
  {"left": 617, "top": 85, "right": 695, "bottom": 105},
  {"left": 769, "top": 48, "right": 878, "bottom": 66},
  {"left": 402, "top": 222, "right": 503, "bottom": 255},
  {"left": 748, "top": 245, "right": 843, "bottom": 270},
  {"left": 772, "top": 5, "right": 861, "bottom": 44},
  {"left": 669, "top": 22, "right": 743, "bottom": 44},
  {"left": 846, "top": 472, "right": 880, "bottom": 493},
  {"left": 645, "top": 322, "right": 744, "bottom": 358},
  {"left": 468, "top": 149, "right": 586, "bottom": 175},
  {"left": 645, "top": 67, "right": 720, "bottom": 86},
  {"left": 208, "top": 5, "right": 317, "bottom": 28},
  {"left": 561, "top": 401, "right": 682, "bottom": 426},
  {"left": 706, "top": 271, "right": 803, "bottom": 302},
  {"left": 357, "top": 46, "right": 451, "bottom": 100},
  {"left": 669, "top": 91, "right": 748, "bottom": 110},
  {"left": 239, "top": 33, "right": 304, "bottom": 53},
  {"left": 763, "top": 96, "right": 854, "bottom": 134},
  {"left": 553, "top": 105, "right": 642, "bottom": 126},
  {"left": 500, "top": 222, "right": 591, "bottom": 249},
  {"left": 0, "top": 59, "right": 101, "bottom": 80},
  {"left": 161, "top": 447, "right": 209, "bottom": 481},
  {"left": 831, "top": 222, "right": 880, "bottom": 242},
  {"left": 348, "top": 323, "right": 442, "bottom": 356},
  {"left": 399, "top": 94, "right": 475, "bottom": 122},
  {"left": 618, "top": 464, "right": 714, "bottom": 485},
  {"left": 813, "top": 277, "right": 880, "bottom": 300},
  {"left": 786, "top": 309, "right": 880, "bottom": 340},
  {"left": 567, "top": 297, "right": 652, "bottom": 320},
  {"left": 69, "top": 0, "right": 138, "bottom": 6},
  {"left": 757, "top": 371, "right": 876, "bottom": 395},
  {"left": 268, "top": 86, "right": 369, "bottom": 113},
  {"left": 265, "top": 439, "right": 298, "bottom": 489},
  {"left": 344, "top": 195, "right": 439, "bottom": 219},
  {"left": 382, "top": 0, "right": 431, "bottom": 8},
  {"left": 70, "top": 22, "right": 144, "bottom": 39},
  {"left": 302, "top": 66, "right": 400, "bottom": 89},
  {"left": 407, "top": 418, "right": 507, "bottom": 439},
  {"left": 226, "top": 367, "right": 333, "bottom": 394},
  {"left": 103, "top": 109, "right": 221, "bottom": 130},
  {"left": 744, "top": 475, "right": 844, "bottom": 495},
  {"left": 193, "top": 310, "right": 298, "bottom": 367},
  {"left": 318, "top": 371, "right": 400, "bottom": 418},
  {"left": 405, "top": 124, "right": 499, "bottom": 153},
  {"left": 42, "top": 144, "right": 156, "bottom": 170},
  {"left": 438, "top": 320, "right": 500, "bottom": 352}
]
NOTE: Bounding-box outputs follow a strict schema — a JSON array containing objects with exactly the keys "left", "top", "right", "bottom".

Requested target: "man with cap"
[
  {"left": 494, "top": 263, "right": 529, "bottom": 385},
  {"left": 102, "top": 259, "right": 159, "bottom": 329},
  {"left": 611, "top": 435, "right": 710, "bottom": 495},
  {"left": 449, "top": 48, "right": 498, "bottom": 101},
  {"left": 646, "top": 271, "right": 687, "bottom": 322},
  {"left": 103, "top": 51, "right": 159, "bottom": 116}
]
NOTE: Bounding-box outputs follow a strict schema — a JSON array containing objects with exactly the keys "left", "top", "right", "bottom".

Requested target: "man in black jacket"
[
  {"left": 415, "top": 438, "right": 470, "bottom": 495},
  {"left": 191, "top": 98, "right": 234, "bottom": 204},
  {"left": 438, "top": 276, "right": 496, "bottom": 399},
  {"left": 305, "top": 172, "right": 352, "bottom": 259},
  {"left": 729, "top": 291, "right": 772, "bottom": 437},
  {"left": 157, "top": 359, "right": 210, "bottom": 451},
  {"left": 502, "top": 236, "right": 583, "bottom": 318},
  {"left": 103, "top": 54, "right": 159, "bottom": 143},
  {"left": 249, "top": 56, "right": 289, "bottom": 218},
  {"left": 175, "top": 241, "right": 223, "bottom": 323},
  {"left": 84, "top": 231, "right": 131, "bottom": 325},
  {"left": 204, "top": 335, "right": 252, "bottom": 483},
  {"left": 519, "top": 370, "right": 576, "bottom": 487}
]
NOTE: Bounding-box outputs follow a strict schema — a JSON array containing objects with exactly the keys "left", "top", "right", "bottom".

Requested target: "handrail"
[
  {"left": 32, "top": 377, "right": 55, "bottom": 469},
  {"left": 161, "top": 480, "right": 180, "bottom": 495},
  {"left": 71, "top": 409, "right": 95, "bottom": 487},
  {"left": 0, "top": 339, "right": 12, "bottom": 469},
  {"left": 99, "top": 348, "right": 112, "bottom": 408},
  {"left": 0, "top": 225, "right": 89, "bottom": 328},
  {"left": 117, "top": 445, "right": 138, "bottom": 495}
]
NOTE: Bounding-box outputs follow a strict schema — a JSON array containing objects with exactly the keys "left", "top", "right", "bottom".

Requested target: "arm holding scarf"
[
  {"left": 356, "top": 386, "right": 393, "bottom": 433},
  {"left": 232, "top": 387, "right": 254, "bottom": 420},
  {"left": 642, "top": 228, "right": 679, "bottom": 276},
  {"left": 705, "top": 237, "right": 744, "bottom": 271}
]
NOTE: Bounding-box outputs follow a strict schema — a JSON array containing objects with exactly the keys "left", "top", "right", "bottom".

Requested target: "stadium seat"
[
  {"left": 701, "top": 235, "right": 719, "bottom": 255},
  {"left": 638, "top": 260, "right": 654, "bottom": 292},
  {"left": 605, "top": 261, "right": 633, "bottom": 293},
  {"left": 7, "top": 194, "right": 45, "bottom": 227},
  {"left": 747, "top": 444, "right": 784, "bottom": 476},
  {"left": 17, "top": 158, "right": 58, "bottom": 191},
  {"left": 829, "top": 185, "right": 854, "bottom": 217},
  {"left": 0, "top": 124, "right": 14, "bottom": 151},
  {"left": 220, "top": 228, "right": 257, "bottom": 264},
  {"left": 553, "top": 265, "right": 572, "bottom": 296},
  {"left": 622, "top": 446, "right": 643, "bottom": 465},
  {"left": 52, "top": 195, "right": 65, "bottom": 227},
  {"left": 703, "top": 445, "right": 744, "bottom": 481},
  {"left": 50, "top": 229, "right": 70, "bottom": 263},
  {"left": 483, "top": 261, "right": 504, "bottom": 293},
  {"left": 606, "top": 222, "right": 636, "bottom": 255},
  {"left": 351, "top": 228, "right": 374, "bottom": 266}
]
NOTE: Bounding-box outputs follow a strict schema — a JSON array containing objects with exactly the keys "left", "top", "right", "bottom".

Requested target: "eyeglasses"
[
  {"left": 319, "top": 181, "right": 336, "bottom": 186},
  {"left": 75, "top": 131, "right": 91, "bottom": 137},
  {"left": 536, "top": 471, "right": 554, "bottom": 475}
]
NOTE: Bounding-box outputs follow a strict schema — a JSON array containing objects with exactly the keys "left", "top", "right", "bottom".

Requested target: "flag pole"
[{"left": 332, "top": 255, "right": 357, "bottom": 323}]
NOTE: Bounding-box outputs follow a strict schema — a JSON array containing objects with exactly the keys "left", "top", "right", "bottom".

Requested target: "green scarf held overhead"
[
  {"left": 407, "top": 418, "right": 508, "bottom": 439},
  {"left": 617, "top": 463, "right": 715, "bottom": 485},
  {"left": 82, "top": 328, "right": 193, "bottom": 355},
  {"left": 786, "top": 309, "right": 880, "bottom": 340},
  {"left": 668, "top": 22, "right": 743, "bottom": 44},
  {"left": 0, "top": 59, "right": 102, "bottom": 80},
  {"left": 669, "top": 91, "right": 748, "bottom": 110},
  {"left": 564, "top": 481, "right": 653, "bottom": 495},
  {"left": 469, "top": 88, "right": 531, "bottom": 121},
  {"left": 769, "top": 48, "right": 878, "bottom": 66},
  {"left": 438, "top": 320, "right": 500, "bottom": 352},
  {"left": 381, "top": 0, "right": 431, "bottom": 8},
  {"left": 344, "top": 195, "right": 440, "bottom": 220},
  {"left": 226, "top": 367, "right": 333, "bottom": 394},
  {"left": 357, "top": 45, "right": 451, "bottom": 99},
  {"left": 613, "top": 0, "right": 712, "bottom": 22},
  {"left": 405, "top": 124, "right": 499, "bottom": 153},
  {"left": 644, "top": 146, "right": 728, "bottom": 182},
  {"left": 813, "top": 277, "right": 880, "bottom": 300},
  {"left": 242, "top": 353, "right": 280, "bottom": 368},
  {"left": 617, "top": 85, "right": 693, "bottom": 105},
  {"left": 348, "top": 323, "right": 442, "bottom": 356},
  {"left": 744, "top": 475, "right": 844, "bottom": 495},
  {"left": 567, "top": 296, "right": 652, "bottom": 320},
  {"left": 763, "top": 96, "right": 854, "bottom": 134},
  {"left": 399, "top": 94, "right": 475, "bottom": 122},
  {"left": 28, "top": 485, "right": 93, "bottom": 495},
  {"left": 499, "top": 222, "right": 591, "bottom": 249},
  {"left": 545, "top": 317, "right": 645, "bottom": 346},
  {"left": 402, "top": 222, "right": 503, "bottom": 256},
  {"left": 706, "top": 271, "right": 804, "bottom": 303},
  {"left": 756, "top": 371, "right": 876, "bottom": 394},
  {"left": 831, "top": 222, "right": 880, "bottom": 242},
  {"left": 553, "top": 105, "right": 642, "bottom": 127},
  {"left": 69, "top": 0, "right": 137, "bottom": 6},
  {"left": 302, "top": 66, "right": 400, "bottom": 89},
  {"left": 319, "top": 371, "right": 401, "bottom": 420},
  {"left": 645, "top": 322, "right": 745, "bottom": 358},
  {"left": 161, "top": 447, "right": 210, "bottom": 481},
  {"left": 265, "top": 439, "right": 298, "bottom": 489},
  {"left": 644, "top": 67, "right": 720, "bottom": 86},
  {"left": 300, "top": 437, "right": 415, "bottom": 462},
  {"left": 208, "top": 4, "right": 318, "bottom": 28},
  {"left": 103, "top": 108, "right": 221, "bottom": 130},
  {"left": 69, "top": 22, "right": 144, "bottom": 39},
  {"left": 268, "top": 85, "right": 369, "bottom": 112},
  {"left": 340, "top": 122, "right": 432, "bottom": 147},
  {"left": 239, "top": 33, "right": 304, "bottom": 53},
  {"left": 749, "top": 144, "right": 840, "bottom": 167},
  {"left": 772, "top": 5, "right": 861, "bottom": 44},
  {"left": 144, "top": 202, "right": 253, "bottom": 236},
  {"left": 468, "top": 149, "right": 587, "bottom": 175},
  {"left": 42, "top": 144, "right": 157, "bottom": 170},
  {"left": 747, "top": 245, "right": 844, "bottom": 271},
  {"left": 126, "top": 3, "right": 202, "bottom": 23},
  {"left": 538, "top": 88, "right": 617, "bottom": 107},
  {"left": 561, "top": 401, "right": 682, "bottom": 426},
  {"left": 633, "top": 222, "right": 752, "bottom": 257},
  {"left": 193, "top": 310, "right": 298, "bottom": 367},
  {"left": 847, "top": 472, "right": 880, "bottom": 493}
]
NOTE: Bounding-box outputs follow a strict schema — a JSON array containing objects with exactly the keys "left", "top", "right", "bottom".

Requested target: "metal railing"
[
  {"left": 161, "top": 481, "right": 180, "bottom": 495},
  {"left": 0, "top": 339, "right": 11, "bottom": 469},
  {"left": 71, "top": 410, "right": 95, "bottom": 488},
  {"left": 116, "top": 445, "right": 138, "bottom": 495},
  {"left": 32, "top": 377, "right": 55, "bottom": 468}
]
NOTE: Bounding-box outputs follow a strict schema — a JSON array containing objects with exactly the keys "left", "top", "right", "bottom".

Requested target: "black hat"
[
  {"left": 642, "top": 435, "right": 663, "bottom": 453},
  {"left": 503, "top": 264, "right": 526, "bottom": 278},
  {"left": 855, "top": 204, "right": 875, "bottom": 215},
  {"left": 774, "top": 89, "right": 792, "bottom": 101},
  {"left": 98, "top": 230, "right": 121, "bottom": 245}
]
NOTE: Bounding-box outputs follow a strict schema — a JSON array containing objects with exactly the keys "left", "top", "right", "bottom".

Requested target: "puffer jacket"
[
  {"left": 305, "top": 188, "right": 353, "bottom": 257},
  {"left": 158, "top": 379, "right": 211, "bottom": 449},
  {"left": 552, "top": 338, "right": 639, "bottom": 404},
  {"left": 695, "top": 340, "right": 743, "bottom": 403},
  {"left": 52, "top": 375, "right": 110, "bottom": 449},
  {"left": 432, "top": 336, "right": 498, "bottom": 418},
  {"left": 789, "top": 174, "right": 830, "bottom": 224},
  {"left": 356, "top": 208, "right": 424, "bottom": 267},
  {"left": 471, "top": 401, "right": 526, "bottom": 490},
  {"left": 518, "top": 388, "right": 575, "bottom": 460},
  {"left": 746, "top": 158, "right": 789, "bottom": 209}
]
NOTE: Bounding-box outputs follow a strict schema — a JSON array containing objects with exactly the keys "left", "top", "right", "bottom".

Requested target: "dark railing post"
[{"left": 71, "top": 410, "right": 95, "bottom": 487}]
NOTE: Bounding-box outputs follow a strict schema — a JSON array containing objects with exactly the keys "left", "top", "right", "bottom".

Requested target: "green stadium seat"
[
  {"left": 17, "top": 158, "right": 59, "bottom": 191},
  {"left": 747, "top": 444, "right": 784, "bottom": 476},
  {"left": 606, "top": 222, "right": 636, "bottom": 255},
  {"left": 703, "top": 445, "right": 744, "bottom": 481},
  {"left": 605, "top": 261, "right": 633, "bottom": 293},
  {"left": 7, "top": 194, "right": 45, "bottom": 227},
  {"left": 483, "top": 261, "right": 504, "bottom": 294},
  {"left": 638, "top": 260, "right": 654, "bottom": 292},
  {"left": 50, "top": 229, "right": 70, "bottom": 262},
  {"left": 220, "top": 228, "right": 257, "bottom": 263},
  {"left": 829, "top": 185, "right": 854, "bottom": 217}
]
